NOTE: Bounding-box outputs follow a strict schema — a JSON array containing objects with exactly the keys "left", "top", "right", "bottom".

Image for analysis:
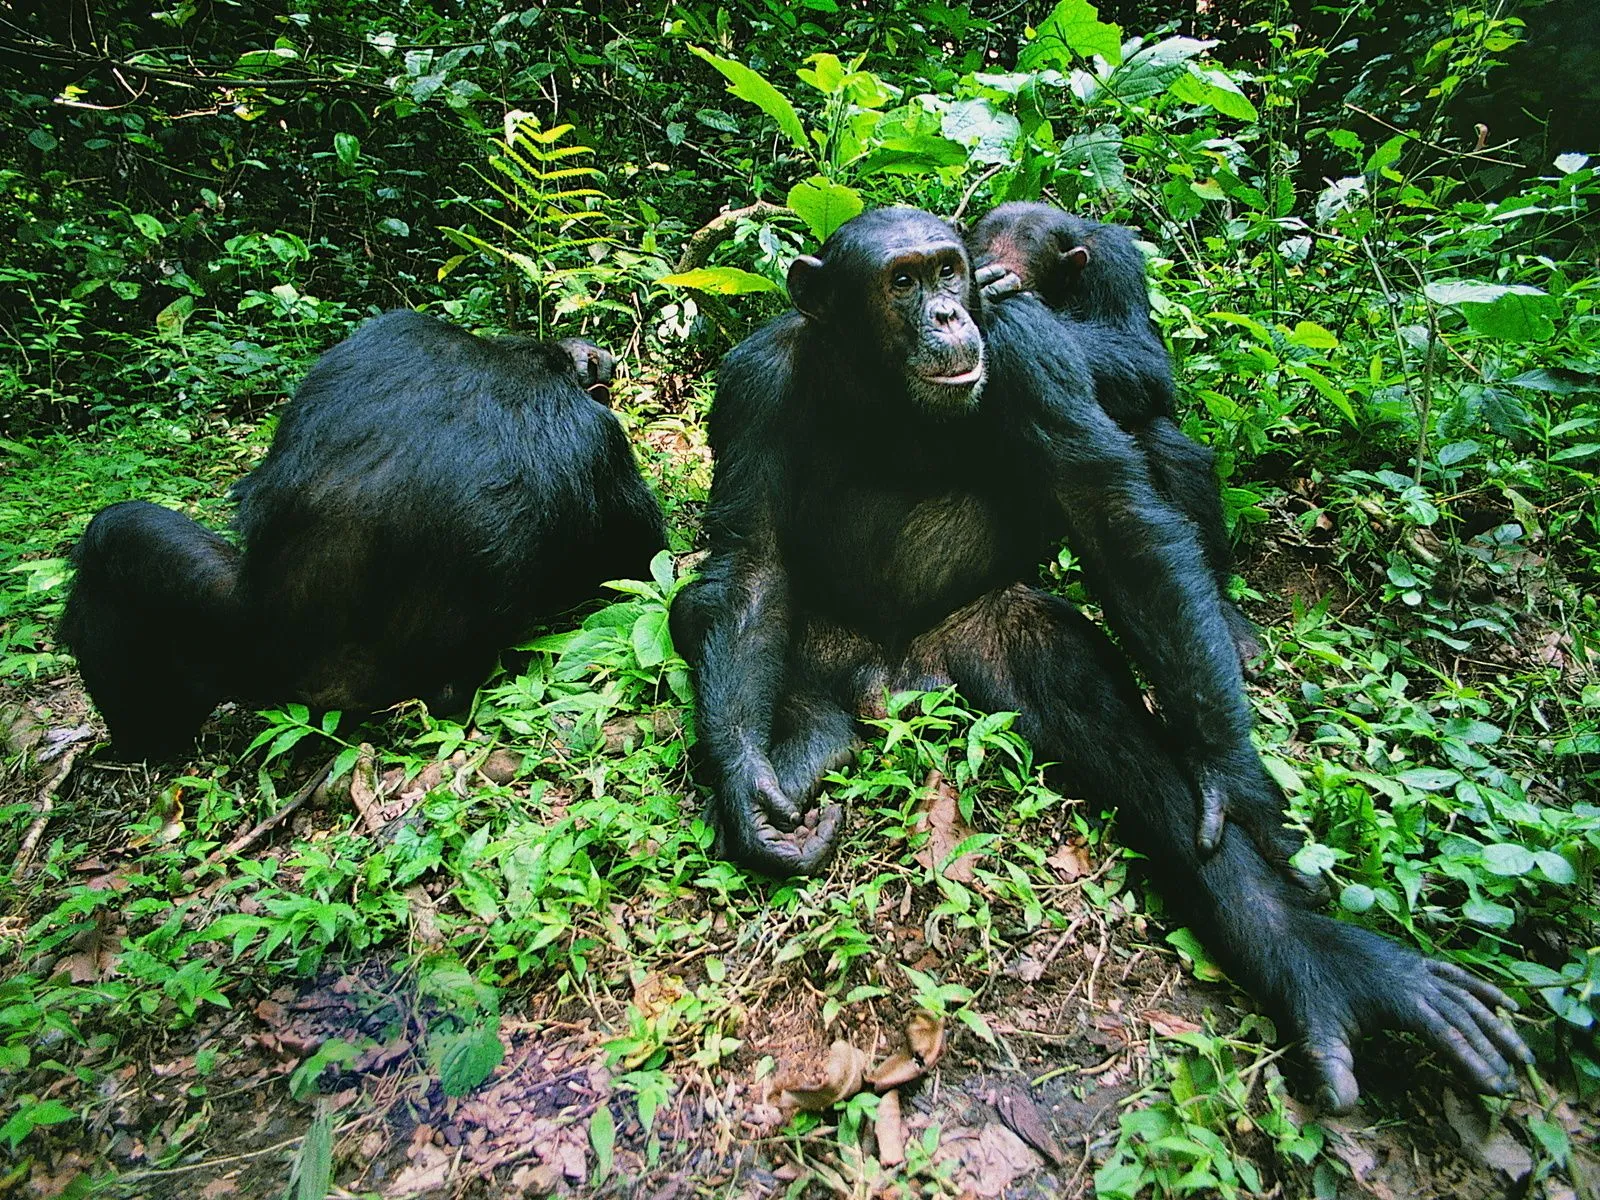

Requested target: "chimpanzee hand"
[
  {"left": 556, "top": 337, "right": 616, "bottom": 404},
  {"left": 1283, "top": 915, "right": 1530, "bottom": 1113},
  {"left": 974, "top": 262, "right": 1027, "bottom": 304},
  {"left": 1193, "top": 754, "right": 1325, "bottom": 897},
  {"left": 716, "top": 754, "right": 843, "bottom": 876}
]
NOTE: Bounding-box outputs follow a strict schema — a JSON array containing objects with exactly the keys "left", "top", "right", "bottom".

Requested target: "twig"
[
  {"left": 12, "top": 745, "right": 82, "bottom": 878},
  {"left": 673, "top": 201, "right": 789, "bottom": 273},
  {"left": 180, "top": 758, "right": 333, "bottom": 882},
  {"left": 951, "top": 164, "right": 1005, "bottom": 226},
  {"left": 1343, "top": 102, "right": 1523, "bottom": 168}
]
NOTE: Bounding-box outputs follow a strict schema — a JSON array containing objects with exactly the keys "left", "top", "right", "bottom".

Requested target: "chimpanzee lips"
[{"left": 920, "top": 361, "right": 985, "bottom": 387}]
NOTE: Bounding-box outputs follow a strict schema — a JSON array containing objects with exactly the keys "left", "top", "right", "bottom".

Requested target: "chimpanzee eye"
[
  {"left": 891, "top": 272, "right": 915, "bottom": 291},
  {"left": 938, "top": 262, "right": 957, "bottom": 279}
]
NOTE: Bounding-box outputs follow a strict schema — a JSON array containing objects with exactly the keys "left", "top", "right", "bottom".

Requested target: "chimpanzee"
[
  {"left": 61, "top": 310, "right": 666, "bottom": 759},
  {"left": 669, "top": 207, "right": 1529, "bottom": 1112},
  {"left": 965, "top": 201, "right": 1261, "bottom": 670}
]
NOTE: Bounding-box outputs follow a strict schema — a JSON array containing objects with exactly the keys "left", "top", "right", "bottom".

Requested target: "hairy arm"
[
  {"left": 985, "top": 298, "right": 1254, "bottom": 850},
  {"left": 673, "top": 321, "right": 838, "bottom": 872}
]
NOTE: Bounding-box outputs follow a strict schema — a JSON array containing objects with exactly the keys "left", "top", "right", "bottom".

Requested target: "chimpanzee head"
[
  {"left": 966, "top": 201, "right": 1091, "bottom": 310},
  {"left": 787, "top": 207, "right": 986, "bottom": 411}
]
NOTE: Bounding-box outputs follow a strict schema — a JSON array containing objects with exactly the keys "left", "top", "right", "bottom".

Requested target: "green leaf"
[
  {"left": 155, "top": 296, "right": 194, "bottom": 338},
  {"left": 1107, "top": 36, "right": 1215, "bottom": 102},
  {"left": 1462, "top": 896, "right": 1515, "bottom": 929},
  {"left": 1425, "top": 281, "right": 1558, "bottom": 342},
  {"left": 1169, "top": 66, "right": 1257, "bottom": 120},
  {"left": 1533, "top": 851, "right": 1576, "bottom": 885},
  {"left": 1165, "top": 927, "right": 1226, "bottom": 982},
  {"left": 376, "top": 217, "right": 411, "bottom": 238},
  {"left": 334, "top": 132, "right": 359, "bottom": 167},
  {"left": 437, "top": 1023, "right": 505, "bottom": 1097},
  {"left": 630, "top": 608, "right": 671, "bottom": 668},
  {"left": 940, "top": 99, "right": 1021, "bottom": 166},
  {"left": 131, "top": 213, "right": 165, "bottom": 241},
  {"left": 27, "top": 128, "right": 57, "bottom": 152},
  {"left": 1339, "top": 883, "right": 1376, "bottom": 913},
  {"left": 590, "top": 1103, "right": 616, "bottom": 1178},
  {"left": 786, "top": 175, "right": 864, "bottom": 242},
  {"left": 1020, "top": 0, "right": 1123, "bottom": 70},
  {"left": 296, "top": 1102, "right": 334, "bottom": 1200},
  {"left": 1481, "top": 843, "right": 1536, "bottom": 877},
  {"left": 689, "top": 46, "right": 809, "bottom": 155},
  {"left": 657, "top": 266, "right": 780, "bottom": 295},
  {"left": 1395, "top": 767, "right": 1462, "bottom": 791}
]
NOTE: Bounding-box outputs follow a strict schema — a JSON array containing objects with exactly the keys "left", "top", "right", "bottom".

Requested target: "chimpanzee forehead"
[{"left": 828, "top": 207, "right": 963, "bottom": 260}]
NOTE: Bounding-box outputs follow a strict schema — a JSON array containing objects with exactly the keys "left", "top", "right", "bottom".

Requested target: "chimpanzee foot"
[{"left": 1287, "top": 918, "right": 1530, "bottom": 1113}]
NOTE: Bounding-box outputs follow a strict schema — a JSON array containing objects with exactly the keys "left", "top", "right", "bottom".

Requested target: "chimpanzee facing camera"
[
  {"left": 61, "top": 310, "right": 666, "bottom": 758},
  {"left": 966, "top": 201, "right": 1261, "bottom": 670},
  {"left": 672, "top": 205, "right": 1529, "bottom": 1114}
]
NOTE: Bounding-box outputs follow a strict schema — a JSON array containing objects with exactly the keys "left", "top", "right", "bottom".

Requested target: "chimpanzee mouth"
[{"left": 919, "top": 360, "right": 985, "bottom": 388}]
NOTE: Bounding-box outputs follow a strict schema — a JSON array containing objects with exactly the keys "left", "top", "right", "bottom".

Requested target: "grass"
[{"left": 0, "top": 351, "right": 1596, "bottom": 1198}]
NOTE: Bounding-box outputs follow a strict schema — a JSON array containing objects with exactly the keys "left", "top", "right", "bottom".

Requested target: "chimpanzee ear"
[
  {"left": 786, "top": 254, "right": 828, "bottom": 320},
  {"left": 1061, "top": 244, "right": 1090, "bottom": 274}
]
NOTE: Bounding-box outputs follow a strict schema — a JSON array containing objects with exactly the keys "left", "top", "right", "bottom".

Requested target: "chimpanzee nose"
[{"left": 931, "top": 301, "right": 961, "bottom": 326}]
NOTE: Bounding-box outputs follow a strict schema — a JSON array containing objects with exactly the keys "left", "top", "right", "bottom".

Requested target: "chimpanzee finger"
[
  {"left": 1410, "top": 998, "right": 1513, "bottom": 1096},
  {"left": 1428, "top": 992, "right": 1515, "bottom": 1087},
  {"left": 1436, "top": 978, "right": 1532, "bottom": 1069},
  {"left": 1430, "top": 960, "right": 1523, "bottom": 1016},
  {"left": 976, "top": 266, "right": 1027, "bottom": 303},
  {"left": 750, "top": 760, "right": 803, "bottom": 827}
]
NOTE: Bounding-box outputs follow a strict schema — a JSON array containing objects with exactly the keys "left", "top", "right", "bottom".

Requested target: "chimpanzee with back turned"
[
  {"left": 965, "top": 201, "right": 1261, "bottom": 671},
  {"left": 61, "top": 310, "right": 666, "bottom": 759},
  {"left": 670, "top": 206, "right": 1529, "bottom": 1113}
]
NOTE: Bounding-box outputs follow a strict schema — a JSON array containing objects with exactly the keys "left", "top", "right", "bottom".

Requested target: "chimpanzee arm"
[
  {"left": 985, "top": 298, "right": 1268, "bottom": 856},
  {"left": 670, "top": 328, "right": 841, "bottom": 874}
]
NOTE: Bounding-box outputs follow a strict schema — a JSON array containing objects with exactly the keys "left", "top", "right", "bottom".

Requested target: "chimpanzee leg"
[
  {"left": 769, "top": 691, "right": 858, "bottom": 810},
  {"left": 1137, "top": 417, "right": 1261, "bottom": 671},
  {"left": 912, "top": 585, "right": 1529, "bottom": 1112}
]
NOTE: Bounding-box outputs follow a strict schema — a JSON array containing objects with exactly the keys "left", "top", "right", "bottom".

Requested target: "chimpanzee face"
[{"left": 788, "top": 208, "right": 987, "bottom": 413}]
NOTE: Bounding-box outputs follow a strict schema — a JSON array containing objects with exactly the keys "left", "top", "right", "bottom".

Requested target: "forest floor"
[{"left": 0, "top": 372, "right": 1595, "bottom": 1200}]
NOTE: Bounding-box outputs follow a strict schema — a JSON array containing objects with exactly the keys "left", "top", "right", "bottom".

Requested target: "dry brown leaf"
[
  {"left": 942, "top": 1122, "right": 1043, "bottom": 1197},
  {"left": 1442, "top": 1090, "right": 1533, "bottom": 1180},
  {"left": 1046, "top": 838, "right": 1092, "bottom": 881},
  {"left": 349, "top": 743, "right": 382, "bottom": 832},
  {"left": 198, "top": 1178, "right": 238, "bottom": 1199},
  {"left": 58, "top": 911, "right": 118, "bottom": 983},
  {"left": 913, "top": 770, "right": 979, "bottom": 882},
  {"left": 865, "top": 1051, "right": 922, "bottom": 1090},
  {"left": 1144, "top": 1009, "right": 1203, "bottom": 1038},
  {"left": 479, "top": 748, "right": 522, "bottom": 784},
  {"left": 990, "top": 1084, "right": 1065, "bottom": 1166},
  {"left": 779, "top": 1040, "right": 868, "bottom": 1112},
  {"left": 876, "top": 1089, "right": 906, "bottom": 1167},
  {"left": 385, "top": 1139, "right": 452, "bottom": 1197},
  {"left": 632, "top": 973, "right": 687, "bottom": 1021},
  {"left": 907, "top": 1012, "right": 945, "bottom": 1067}
]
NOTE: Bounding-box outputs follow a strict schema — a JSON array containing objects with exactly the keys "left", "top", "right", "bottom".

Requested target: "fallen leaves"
[
  {"left": 779, "top": 1040, "right": 868, "bottom": 1112},
  {"left": 913, "top": 770, "right": 980, "bottom": 882}
]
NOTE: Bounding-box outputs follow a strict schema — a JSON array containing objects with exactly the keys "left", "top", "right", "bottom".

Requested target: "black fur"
[
  {"left": 966, "top": 202, "right": 1259, "bottom": 667},
  {"left": 61, "top": 310, "right": 665, "bottom": 757},
  {"left": 671, "top": 207, "right": 1529, "bottom": 1112}
]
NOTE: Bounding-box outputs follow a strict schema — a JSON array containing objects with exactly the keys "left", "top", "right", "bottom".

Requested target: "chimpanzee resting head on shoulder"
[
  {"left": 967, "top": 200, "right": 1149, "bottom": 324},
  {"left": 61, "top": 310, "right": 665, "bottom": 759},
  {"left": 787, "top": 207, "right": 989, "bottom": 412}
]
